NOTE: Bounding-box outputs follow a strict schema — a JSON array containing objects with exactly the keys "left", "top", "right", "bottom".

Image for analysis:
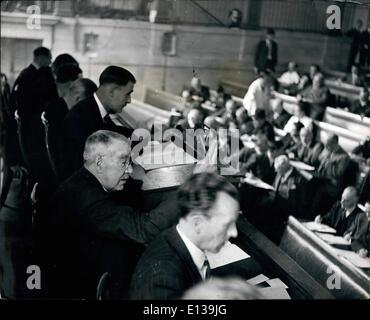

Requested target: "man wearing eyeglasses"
[{"left": 44, "top": 130, "right": 180, "bottom": 299}]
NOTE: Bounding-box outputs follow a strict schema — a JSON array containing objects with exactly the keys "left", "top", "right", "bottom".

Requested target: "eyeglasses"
[{"left": 121, "top": 158, "right": 132, "bottom": 172}]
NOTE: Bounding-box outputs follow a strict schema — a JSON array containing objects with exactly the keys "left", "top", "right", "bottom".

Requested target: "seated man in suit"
[
  {"left": 252, "top": 109, "right": 275, "bottom": 142},
  {"left": 350, "top": 86, "right": 370, "bottom": 117},
  {"left": 60, "top": 65, "right": 136, "bottom": 180},
  {"left": 341, "top": 64, "right": 365, "bottom": 87},
  {"left": 315, "top": 187, "right": 368, "bottom": 254},
  {"left": 291, "top": 126, "right": 323, "bottom": 168},
  {"left": 270, "top": 155, "right": 308, "bottom": 239},
  {"left": 317, "top": 133, "right": 351, "bottom": 199},
  {"left": 185, "top": 76, "right": 210, "bottom": 103},
  {"left": 299, "top": 73, "right": 330, "bottom": 120},
  {"left": 239, "top": 132, "right": 275, "bottom": 184},
  {"left": 270, "top": 98, "right": 291, "bottom": 129},
  {"left": 46, "top": 130, "right": 180, "bottom": 299},
  {"left": 130, "top": 172, "right": 240, "bottom": 300}
]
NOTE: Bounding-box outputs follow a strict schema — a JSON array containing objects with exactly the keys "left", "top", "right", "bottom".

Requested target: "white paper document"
[
  {"left": 207, "top": 241, "right": 250, "bottom": 269},
  {"left": 260, "top": 287, "right": 291, "bottom": 300},
  {"left": 135, "top": 141, "right": 197, "bottom": 171},
  {"left": 333, "top": 248, "right": 370, "bottom": 269},
  {"left": 246, "top": 274, "right": 269, "bottom": 286},
  {"left": 266, "top": 278, "right": 289, "bottom": 289},
  {"left": 243, "top": 176, "right": 275, "bottom": 191},
  {"left": 290, "top": 160, "right": 315, "bottom": 171},
  {"left": 316, "top": 233, "right": 350, "bottom": 246},
  {"left": 303, "top": 222, "right": 337, "bottom": 234}
]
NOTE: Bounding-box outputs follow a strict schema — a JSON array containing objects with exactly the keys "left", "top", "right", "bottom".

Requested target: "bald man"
[
  {"left": 315, "top": 187, "right": 368, "bottom": 253},
  {"left": 47, "top": 130, "right": 180, "bottom": 299},
  {"left": 318, "top": 133, "right": 351, "bottom": 197}
]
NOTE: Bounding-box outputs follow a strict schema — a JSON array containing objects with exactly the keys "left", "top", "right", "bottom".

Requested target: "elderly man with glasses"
[{"left": 44, "top": 130, "right": 180, "bottom": 299}]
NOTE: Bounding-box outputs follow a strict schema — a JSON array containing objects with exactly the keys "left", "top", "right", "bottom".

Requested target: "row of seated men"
[
  {"left": 171, "top": 72, "right": 370, "bottom": 245},
  {"left": 0, "top": 47, "right": 369, "bottom": 300}
]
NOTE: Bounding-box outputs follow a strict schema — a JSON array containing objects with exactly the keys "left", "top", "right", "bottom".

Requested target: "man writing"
[{"left": 46, "top": 130, "right": 180, "bottom": 299}]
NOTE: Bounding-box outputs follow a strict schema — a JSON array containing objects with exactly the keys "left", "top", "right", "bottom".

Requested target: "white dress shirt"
[{"left": 176, "top": 225, "right": 208, "bottom": 280}]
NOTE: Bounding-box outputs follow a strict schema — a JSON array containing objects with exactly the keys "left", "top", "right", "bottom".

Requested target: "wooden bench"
[
  {"left": 143, "top": 87, "right": 185, "bottom": 112},
  {"left": 235, "top": 217, "right": 334, "bottom": 299},
  {"left": 280, "top": 216, "right": 370, "bottom": 299},
  {"left": 323, "top": 107, "right": 370, "bottom": 138},
  {"left": 325, "top": 79, "right": 361, "bottom": 102},
  {"left": 315, "top": 121, "right": 364, "bottom": 153},
  {"left": 218, "top": 79, "right": 249, "bottom": 98},
  {"left": 118, "top": 99, "right": 171, "bottom": 130}
]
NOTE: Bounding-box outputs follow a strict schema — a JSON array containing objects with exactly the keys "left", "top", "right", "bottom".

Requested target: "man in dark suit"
[
  {"left": 130, "top": 173, "right": 240, "bottom": 300},
  {"left": 8, "top": 47, "right": 58, "bottom": 182},
  {"left": 293, "top": 126, "right": 323, "bottom": 168},
  {"left": 268, "top": 155, "right": 308, "bottom": 241},
  {"left": 252, "top": 109, "right": 275, "bottom": 142},
  {"left": 317, "top": 133, "right": 351, "bottom": 198},
  {"left": 60, "top": 65, "right": 135, "bottom": 180},
  {"left": 350, "top": 87, "right": 370, "bottom": 117},
  {"left": 254, "top": 28, "right": 278, "bottom": 72},
  {"left": 45, "top": 130, "right": 180, "bottom": 299},
  {"left": 271, "top": 98, "right": 291, "bottom": 129},
  {"left": 315, "top": 187, "right": 368, "bottom": 253},
  {"left": 44, "top": 78, "right": 97, "bottom": 180}
]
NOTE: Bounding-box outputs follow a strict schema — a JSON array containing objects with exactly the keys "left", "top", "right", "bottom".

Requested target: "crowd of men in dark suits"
[{"left": 0, "top": 41, "right": 370, "bottom": 300}]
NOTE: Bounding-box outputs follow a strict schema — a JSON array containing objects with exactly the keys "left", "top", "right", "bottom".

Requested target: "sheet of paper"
[
  {"left": 260, "top": 287, "right": 291, "bottom": 300},
  {"left": 266, "top": 278, "right": 289, "bottom": 289},
  {"left": 135, "top": 141, "right": 197, "bottom": 171},
  {"left": 207, "top": 241, "right": 250, "bottom": 269},
  {"left": 243, "top": 176, "right": 275, "bottom": 191},
  {"left": 333, "top": 248, "right": 370, "bottom": 269},
  {"left": 290, "top": 160, "right": 315, "bottom": 171},
  {"left": 303, "top": 222, "right": 337, "bottom": 234},
  {"left": 246, "top": 274, "right": 269, "bottom": 286},
  {"left": 316, "top": 233, "right": 350, "bottom": 246}
]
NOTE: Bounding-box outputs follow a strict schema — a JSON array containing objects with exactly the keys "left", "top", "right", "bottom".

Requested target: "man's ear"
[{"left": 190, "top": 213, "right": 205, "bottom": 235}]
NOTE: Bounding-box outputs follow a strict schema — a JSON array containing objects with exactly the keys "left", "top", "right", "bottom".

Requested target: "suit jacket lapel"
[{"left": 165, "top": 227, "right": 203, "bottom": 283}]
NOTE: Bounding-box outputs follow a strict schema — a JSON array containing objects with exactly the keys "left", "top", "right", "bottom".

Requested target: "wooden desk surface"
[{"left": 228, "top": 217, "right": 335, "bottom": 299}]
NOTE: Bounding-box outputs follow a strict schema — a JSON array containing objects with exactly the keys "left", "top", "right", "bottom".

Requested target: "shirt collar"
[
  {"left": 344, "top": 206, "right": 356, "bottom": 218},
  {"left": 94, "top": 92, "right": 108, "bottom": 119},
  {"left": 32, "top": 62, "right": 40, "bottom": 70},
  {"left": 176, "top": 224, "right": 206, "bottom": 278}
]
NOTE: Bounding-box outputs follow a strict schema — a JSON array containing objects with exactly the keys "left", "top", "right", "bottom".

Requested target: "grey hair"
[{"left": 83, "top": 130, "right": 130, "bottom": 167}]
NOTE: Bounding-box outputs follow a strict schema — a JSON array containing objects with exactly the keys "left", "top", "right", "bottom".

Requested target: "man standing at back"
[{"left": 60, "top": 65, "right": 135, "bottom": 180}]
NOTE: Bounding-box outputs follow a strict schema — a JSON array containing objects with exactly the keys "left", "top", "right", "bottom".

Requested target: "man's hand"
[
  {"left": 358, "top": 248, "right": 368, "bottom": 258},
  {"left": 343, "top": 232, "right": 352, "bottom": 242},
  {"left": 314, "top": 215, "right": 322, "bottom": 224}
]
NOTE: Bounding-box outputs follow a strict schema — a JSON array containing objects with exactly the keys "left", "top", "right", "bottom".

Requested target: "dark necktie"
[
  {"left": 203, "top": 257, "right": 211, "bottom": 279},
  {"left": 103, "top": 114, "right": 115, "bottom": 128}
]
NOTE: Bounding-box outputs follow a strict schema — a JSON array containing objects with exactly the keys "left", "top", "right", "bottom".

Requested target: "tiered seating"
[{"left": 143, "top": 87, "right": 185, "bottom": 112}]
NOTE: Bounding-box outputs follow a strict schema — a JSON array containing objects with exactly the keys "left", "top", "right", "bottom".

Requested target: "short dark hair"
[
  {"left": 297, "top": 101, "right": 310, "bottom": 116},
  {"left": 266, "top": 28, "right": 275, "bottom": 35},
  {"left": 99, "top": 66, "right": 136, "bottom": 86},
  {"left": 71, "top": 78, "right": 97, "bottom": 97},
  {"left": 33, "top": 47, "right": 51, "bottom": 58},
  {"left": 177, "top": 173, "right": 239, "bottom": 218},
  {"left": 254, "top": 109, "right": 266, "bottom": 120},
  {"left": 52, "top": 53, "right": 79, "bottom": 72},
  {"left": 56, "top": 64, "right": 82, "bottom": 83}
]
